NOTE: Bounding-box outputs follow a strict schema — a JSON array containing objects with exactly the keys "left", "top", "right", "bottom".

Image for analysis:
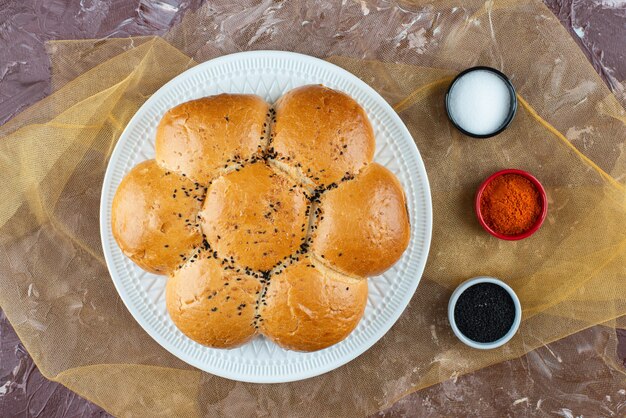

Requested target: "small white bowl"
[{"left": 448, "top": 276, "right": 522, "bottom": 349}]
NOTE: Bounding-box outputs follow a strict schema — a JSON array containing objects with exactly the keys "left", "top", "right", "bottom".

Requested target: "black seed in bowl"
[{"left": 454, "top": 282, "right": 516, "bottom": 343}]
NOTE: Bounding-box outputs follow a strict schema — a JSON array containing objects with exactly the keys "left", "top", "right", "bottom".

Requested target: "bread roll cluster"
[{"left": 112, "top": 85, "right": 410, "bottom": 351}]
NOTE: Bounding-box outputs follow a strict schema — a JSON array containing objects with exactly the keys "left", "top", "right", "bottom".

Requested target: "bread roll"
[
  {"left": 311, "top": 163, "right": 410, "bottom": 277},
  {"left": 166, "top": 249, "right": 262, "bottom": 348},
  {"left": 112, "top": 160, "right": 204, "bottom": 275},
  {"left": 271, "top": 85, "right": 375, "bottom": 187},
  {"left": 156, "top": 94, "right": 270, "bottom": 185},
  {"left": 112, "top": 87, "right": 413, "bottom": 352},
  {"left": 200, "top": 162, "right": 309, "bottom": 272},
  {"left": 259, "top": 256, "right": 367, "bottom": 352}
]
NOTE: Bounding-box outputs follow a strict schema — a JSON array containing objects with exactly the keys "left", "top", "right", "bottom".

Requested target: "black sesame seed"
[{"left": 454, "top": 283, "right": 516, "bottom": 343}]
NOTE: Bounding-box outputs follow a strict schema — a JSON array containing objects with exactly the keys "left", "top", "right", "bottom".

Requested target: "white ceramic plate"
[{"left": 100, "top": 51, "right": 432, "bottom": 383}]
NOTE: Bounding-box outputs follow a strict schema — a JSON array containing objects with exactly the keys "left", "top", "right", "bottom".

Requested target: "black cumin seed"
[{"left": 453, "top": 283, "right": 516, "bottom": 344}]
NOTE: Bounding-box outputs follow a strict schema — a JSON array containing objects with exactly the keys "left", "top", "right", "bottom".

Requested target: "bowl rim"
[
  {"left": 448, "top": 276, "right": 522, "bottom": 350},
  {"left": 444, "top": 66, "right": 518, "bottom": 139},
  {"left": 475, "top": 168, "right": 548, "bottom": 240}
]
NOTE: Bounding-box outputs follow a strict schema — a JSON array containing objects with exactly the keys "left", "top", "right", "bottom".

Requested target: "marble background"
[{"left": 0, "top": 0, "right": 625, "bottom": 416}]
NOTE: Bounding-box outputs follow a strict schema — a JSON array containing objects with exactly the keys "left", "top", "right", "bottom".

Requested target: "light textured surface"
[
  {"left": 1, "top": 0, "right": 625, "bottom": 416},
  {"left": 100, "top": 51, "right": 432, "bottom": 382}
]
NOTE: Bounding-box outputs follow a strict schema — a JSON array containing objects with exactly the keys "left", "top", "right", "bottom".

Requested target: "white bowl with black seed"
[{"left": 448, "top": 276, "right": 522, "bottom": 350}]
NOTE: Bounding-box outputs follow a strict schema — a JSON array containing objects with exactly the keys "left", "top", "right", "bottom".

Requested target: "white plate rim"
[{"left": 99, "top": 50, "right": 432, "bottom": 383}]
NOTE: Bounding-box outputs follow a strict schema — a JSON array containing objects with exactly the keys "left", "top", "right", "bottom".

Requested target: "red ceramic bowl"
[{"left": 475, "top": 169, "right": 548, "bottom": 241}]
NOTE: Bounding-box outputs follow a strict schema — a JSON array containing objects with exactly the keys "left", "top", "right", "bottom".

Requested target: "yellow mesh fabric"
[{"left": 1, "top": 0, "right": 625, "bottom": 416}]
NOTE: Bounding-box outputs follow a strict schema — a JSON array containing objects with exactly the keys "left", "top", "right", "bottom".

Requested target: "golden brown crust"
[
  {"left": 113, "top": 88, "right": 412, "bottom": 352},
  {"left": 166, "top": 250, "right": 262, "bottom": 348},
  {"left": 271, "top": 85, "right": 375, "bottom": 187},
  {"left": 156, "top": 94, "right": 270, "bottom": 185},
  {"left": 200, "top": 162, "right": 309, "bottom": 272},
  {"left": 111, "top": 160, "right": 204, "bottom": 275},
  {"left": 311, "top": 163, "right": 410, "bottom": 277},
  {"left": 259, "top": 256, "right": 367, "bottom": 352}
]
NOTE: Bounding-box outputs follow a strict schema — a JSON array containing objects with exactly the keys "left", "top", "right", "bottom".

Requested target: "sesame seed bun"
[
  {"left": 166, "top": 249, "right": 262, "bottom": 348},
  {"left": 272, "top": 85, "right": 375, "bottom": 188},
  {"left": 259, "top": 256, "right": 367, "bottom": 352},
  {"left": 311, "top": 163, "right": 410, "bottom": 277},
  {"left": 200, "top": 162, "right": 309, "bottom": 272},
  {"left": 113, "top": 86, "right": 411, "bottom": 351},
  {"left": 111, "top": 160, "right": 204, "bottom": 275},
  {"left": 156, "top": 94, "right": 270, "bottom": 185}
]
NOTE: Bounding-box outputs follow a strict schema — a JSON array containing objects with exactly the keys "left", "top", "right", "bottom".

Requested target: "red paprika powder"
[{"left": 480, "top": 173, "right": 541, "bottom": 235}]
